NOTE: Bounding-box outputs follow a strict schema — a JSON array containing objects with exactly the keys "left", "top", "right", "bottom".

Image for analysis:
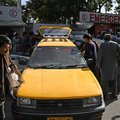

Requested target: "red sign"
[
  {"left": 80, "top": 12, "right": 120, "bottom": 24},
  {"left": 90, "top": 14, "right": 120, "bottom": 24}
]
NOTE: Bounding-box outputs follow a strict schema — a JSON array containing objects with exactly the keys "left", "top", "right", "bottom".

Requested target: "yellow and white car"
[{"left": 12, "top": 26, "right": 105, "bottom": 120}]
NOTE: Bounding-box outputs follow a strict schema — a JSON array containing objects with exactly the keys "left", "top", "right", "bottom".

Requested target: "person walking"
[
  {"left": 112, "top": 32, "right": 120, "bottom": 44},
  {"left": 80, "top": 34, "right": 97, "bottom": 74},
  {"left": 0, "top": 35, "right": 21, "bottom": 120},
  {"left": 12, "top": 33, "right": 21, "bottom": 54},
  {"left": 96, "top": 34, "right": 120, "bottom": 99}
]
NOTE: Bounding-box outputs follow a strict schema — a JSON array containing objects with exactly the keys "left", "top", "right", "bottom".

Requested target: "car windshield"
[
  {"left": 71, "top": 31, "right": 86, "bottom": 35},
  {"left": 41, "top": 28, "right": 70, "bottom": 37},
  {"left": 28, "top": 46, "right": 87, "bottom": 69}
]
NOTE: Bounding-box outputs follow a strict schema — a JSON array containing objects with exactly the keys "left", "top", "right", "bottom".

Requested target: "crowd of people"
[
  {"left": 3, "top": 31, "right": 41, "bottom": 56},
  {"left": 80, "top": 33, "right": 120, "bottom": 100}
]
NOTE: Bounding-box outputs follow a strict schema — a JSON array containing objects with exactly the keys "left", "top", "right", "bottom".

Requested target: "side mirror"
[{"left": 19, "top": 58, "right": 28, "bottom": 65}]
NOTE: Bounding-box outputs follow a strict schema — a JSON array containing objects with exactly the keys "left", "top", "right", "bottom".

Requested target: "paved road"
[{"left": 102, "top": 94, "right": 120, "bottom": 120}]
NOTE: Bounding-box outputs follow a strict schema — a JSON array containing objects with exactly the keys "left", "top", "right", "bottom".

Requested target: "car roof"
[{"left": 37, "top": 38, "right": 76, "bottom": 47}]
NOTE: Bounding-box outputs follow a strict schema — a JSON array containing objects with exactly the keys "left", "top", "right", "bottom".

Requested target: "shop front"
[{"left": 79, "top": 11, "right": 120, "bottom": 37}]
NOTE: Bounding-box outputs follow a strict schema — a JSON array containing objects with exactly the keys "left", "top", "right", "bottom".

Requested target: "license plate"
[{"left": 47, "top": 117, "right": 73, "bottom": 120}]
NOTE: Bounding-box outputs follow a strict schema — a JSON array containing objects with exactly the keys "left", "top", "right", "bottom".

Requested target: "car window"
[
  {"left": 41, "top": 28, "right": 70, "bottom": 37},
  {"left": 71, "top": 31, "right": 86, "bottom": 35},
  {"left": 28, "top": 46, "right": 87, "bottom": 69}
]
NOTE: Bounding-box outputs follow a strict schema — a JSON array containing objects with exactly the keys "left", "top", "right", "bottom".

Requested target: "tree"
[
  {"left": 84, "top": 0, "right": 113, "bottom": 13},
  {"left": 115, "top": 0, "right": 120, "bottom": 13},
  {"left": 0, "top": 0, "right": 16, "bottom": 6},
  {"left": 22, "top": 0, "right": 114, "bottom": 23}
]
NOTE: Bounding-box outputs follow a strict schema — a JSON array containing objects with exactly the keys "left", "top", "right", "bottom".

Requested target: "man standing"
[
  {"left": 97, "top": 34, "right": 120, "bottom": 99},
  {"left": 81, "top": 34, "right": 97, "bottom": 74},
  {"left": 0, "top": 35, "right": 21, "bottom": 119},
  {"left": 0, "top": 35, "right": 12, "bottom": 119}
]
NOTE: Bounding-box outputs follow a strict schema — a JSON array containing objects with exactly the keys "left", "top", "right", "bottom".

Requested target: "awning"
[{"left": 0, "top": 20, "right": 26, "bottom": 27}]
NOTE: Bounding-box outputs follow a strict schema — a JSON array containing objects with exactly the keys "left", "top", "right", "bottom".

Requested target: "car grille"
[{"left": 36, "top": 99, "right": 83, "bottom": 109}]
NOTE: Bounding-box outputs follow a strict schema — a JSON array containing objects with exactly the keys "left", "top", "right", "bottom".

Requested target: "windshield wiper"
[
  {"left": 30, "top": 63, "right": 87, "bottom": 69},
  {"left": 31, "top": 63, "right": 62, "bottom": 69},
  {"left": 61, "top": 64, "right": 87, "bottom": 68}
]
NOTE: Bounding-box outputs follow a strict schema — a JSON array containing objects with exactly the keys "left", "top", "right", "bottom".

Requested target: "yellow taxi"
[{"left": 12, "top": 25, "right": 105, "bottom": 120}]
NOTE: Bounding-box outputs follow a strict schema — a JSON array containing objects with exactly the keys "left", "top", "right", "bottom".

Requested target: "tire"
[{"left": 13, "top": 116, "right": 26, "bottom": 120}]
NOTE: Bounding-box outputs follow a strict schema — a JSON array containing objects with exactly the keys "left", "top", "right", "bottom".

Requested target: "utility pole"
[{"left": 17, "top": 0, "right": 22, "bottom": 22}]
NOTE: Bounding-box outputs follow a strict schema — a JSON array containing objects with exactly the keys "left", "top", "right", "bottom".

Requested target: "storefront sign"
[
  {"left": 0, "top": 6, "right": 20, "bottom": 21},
  {"left": 80, "top": 11, "right": 120, "bottom": 24}
]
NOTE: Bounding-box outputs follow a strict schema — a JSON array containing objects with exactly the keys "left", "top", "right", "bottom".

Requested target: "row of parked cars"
[{"left": 11, "top": 25, "right": 105, "bottom": 120}]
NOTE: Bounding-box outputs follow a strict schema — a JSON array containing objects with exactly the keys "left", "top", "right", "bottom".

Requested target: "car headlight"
[
  {"left": 83, "top": 96, "right": 101, "bottom": 107},
  {"left": 17, "top": 97, "right": 36, "bottom": 108}
]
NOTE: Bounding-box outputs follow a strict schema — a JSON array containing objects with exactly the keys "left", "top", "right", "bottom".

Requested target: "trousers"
[
  {"left": 0, "top": 101, "right": 5, "bottom": 120},
  {"left": 0, "top": 96, "right": 13, "bottom": 120},
  {"left": 100, "top": 79, "right": 117, "bottom": 98}
]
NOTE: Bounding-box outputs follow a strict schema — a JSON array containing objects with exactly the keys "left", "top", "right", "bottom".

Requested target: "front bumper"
[{"left": 12, "top": 100, "right": 105, "bottom": 120}]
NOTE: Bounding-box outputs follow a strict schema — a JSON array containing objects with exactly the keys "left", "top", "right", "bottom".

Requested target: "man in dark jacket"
[{"left": 80, "top": 34, "right": 97, "bottom": 74}]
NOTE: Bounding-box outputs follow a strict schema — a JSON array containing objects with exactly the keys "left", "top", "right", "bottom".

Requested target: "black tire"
[{"left": 13, "top": 116, "right": 26, "bottom": 120}]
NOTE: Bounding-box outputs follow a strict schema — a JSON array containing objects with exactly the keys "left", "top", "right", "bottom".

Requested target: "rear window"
[{"left": 41, "top": 28, "right": 70, "bottom": 37}]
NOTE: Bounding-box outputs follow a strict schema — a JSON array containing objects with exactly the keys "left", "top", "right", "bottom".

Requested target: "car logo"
[{"left": 58, "top": 103, "right": 62, "bottom": 107}]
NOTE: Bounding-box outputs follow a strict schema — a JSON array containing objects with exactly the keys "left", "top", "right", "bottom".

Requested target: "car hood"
[{"left": 17, "top": 68, "right": 102, "bottom": 99}]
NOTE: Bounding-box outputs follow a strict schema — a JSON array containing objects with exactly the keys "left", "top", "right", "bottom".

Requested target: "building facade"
[
  {"left": 79, "top": 11, "right": 120, "bottom": 37},
  {"left": 0, "top": 0, "right": 26, "bottom": 35}
]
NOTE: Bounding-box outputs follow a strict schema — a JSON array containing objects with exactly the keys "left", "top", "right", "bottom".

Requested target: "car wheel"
[
  {"left": 87, "top": 117, "right": 102, "bottom": 120},
  {"left": 97, "top": 117, "right": 102, "bottom": 120},
  {"left": 13, "top": 116, "right": 26, "bottom": 120}
]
